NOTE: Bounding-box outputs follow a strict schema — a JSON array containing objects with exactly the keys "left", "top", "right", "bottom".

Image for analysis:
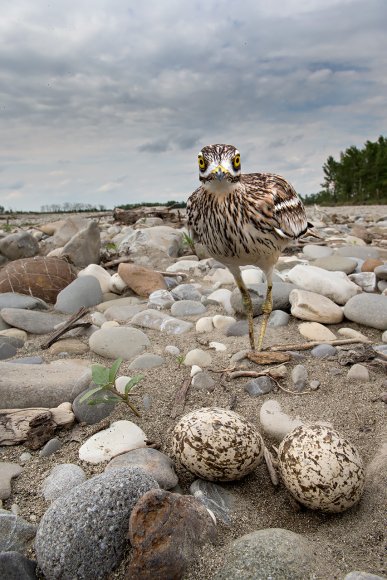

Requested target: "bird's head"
[{"left": 197, "top": 144, "right": 241, "bottom": 193}]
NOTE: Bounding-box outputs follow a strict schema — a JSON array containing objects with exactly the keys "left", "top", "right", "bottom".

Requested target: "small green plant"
[
  {"left": 80, "top": 358, "right": 143, "bottom": 417},
  {"left": 105, "top": 242, "right": 117, "bottom": 251},
  {"left": 176, "top": 354, "right": 185, "bottom": 367},
  {"left": 1, "top": 224, "right": 12, "bottom": 233},
  {"left": 182, "top": 232, "right": 196, "bottom": 254}
]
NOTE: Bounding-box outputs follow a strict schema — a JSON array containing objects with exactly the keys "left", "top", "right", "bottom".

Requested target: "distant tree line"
[
  {"left": 40, "top": 202, "right": 107, "bottom": 213},
  {"left": 117, "top": 200, "right": 187, "bottom": 210},
  {"left": 302, "top": 136, "right": 387, "bottom": 205}
]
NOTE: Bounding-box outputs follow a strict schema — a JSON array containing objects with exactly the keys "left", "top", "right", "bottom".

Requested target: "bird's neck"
[{"left": 203, "top": 180, "right": 242, "bottom": 200}]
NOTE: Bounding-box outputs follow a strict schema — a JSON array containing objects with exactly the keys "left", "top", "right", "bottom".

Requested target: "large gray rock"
[
  {"left": 52, "top": 216, "right": 89, "bottom": 246},
  {"left": 0, "top": 359, "right": 91, "bottom": 408},
  {"left": 55, "top": 275, "right": 103, "bottom": 313},
  {"left": 344, "top": 294, "right": 387, "bottom": 330},
  {"left": 0, "top": 510, "right": 36, "bottom": 553},
  {"left": 214, "top": 528, "right": 318, "bottom": 580},
  {"left": 63, "top": 221, "right": 101, "bottom": 267},
  {"left": 0, "top": 308, "right": 66, "bottom": 334},
  {"left": 231, "top": 282, "right": 296, "bottom": 316},
  {"left": 35, "top": 467, "right": 158, "bottom": 580},
  {"left": 119, "top": 226, "right": 184, "bottom": 268},
  {"left": 0, "top": 232, "right": 39, "bottom": 260}
]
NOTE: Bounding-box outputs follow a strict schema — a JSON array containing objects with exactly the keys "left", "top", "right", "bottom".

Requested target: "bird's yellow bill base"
[{"left": 246, "top": 351, "right": 291, "bottom": 365}]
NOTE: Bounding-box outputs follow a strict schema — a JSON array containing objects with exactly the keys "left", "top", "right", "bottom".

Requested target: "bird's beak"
[{"left": 211, "top": 165, "right": 229, "bottom": 181}]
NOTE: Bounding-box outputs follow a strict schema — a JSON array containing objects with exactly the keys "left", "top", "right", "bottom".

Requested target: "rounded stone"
[
  {"left": 105, "top": 448, "right": 178, "bottom": 490},
  {"left": 41, "top": 464, "right": 87, "bottom": 501},
  {"left": 170, "top": 300, "right": 206, "bottom": 317},
  {"left": 343, "top": 294, "right": 387, "bottom": 330},
  {"left": 311, "top": 344, "right": 337, "bottom": 358},
  {"left": 78, "top": 420, "right": 147, "bottom": 463},
  {"left": 183, "top": 348, "right": 212, "bottom": 367},
  {"left": 312, "top": 255, "right": 357, "bottom": 274},
  {"left": 89, "top": 327, "right": 150, "bottom": 360},
  {"left": 73, "top": 387, "right": 116, "bottom": 424},
  {"left": 55, "top": 276, "right": 103, "bottom": 313}
]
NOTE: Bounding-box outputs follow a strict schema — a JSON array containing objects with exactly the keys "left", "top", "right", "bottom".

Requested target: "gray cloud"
[{"left": 0, "top": 0, "right": 386, "bottom": 210}]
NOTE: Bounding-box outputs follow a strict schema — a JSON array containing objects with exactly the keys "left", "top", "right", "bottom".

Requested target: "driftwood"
[
  {"left": 170, "top": 377, "right": 191, "bottom": 419},
  {"left": 268, "top": 337, "right": 370, "bottom": 352},
  {"left": 0, "top": 403, "right": 74, "bottom": 449},
  {"left": 247, "top": 351, "right": 291, "bottom": 365},
  {"left": 41, "top": 306, "right": 90, "bottom": 349}
]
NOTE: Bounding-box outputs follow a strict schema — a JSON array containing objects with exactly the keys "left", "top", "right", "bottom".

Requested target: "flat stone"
[
  {"left": 8, "top": 356, "right": 43, "bottom": 364},
  {"left": 0, "top": 551, "right": 37, "bottom": 579},
  {"left": 344, "top": 294, "right": 387, "bottom": 330},
  {"left": 303, "top": 244, "right": 333, "bottom": 259},
  {"left": 291, "top": 365, "right": 308, "bottom": 392},
  {"left": 374, "top": 264, "right": 387, "bottom": 280},
  {"left": 337, "top": 327, "right": 369, "bottom": 341},
  {"left": 172, "top": 283, "right": 202, "bottom": 301},
  {"left": 0, "top": 293, "right": 48, "bottom": 310},
  {"left": 55, "top": 276, "right": 103, "bottom": 313},
  {"left": 79, "top": 420, "right": 147, "bottom": 463},
  {"left": 128, "top": 489, "right": 216, "bottom": 580},
  {"left": 0, "top": 232, "right": 39, "bottom": 260},
  {"left": 311, "top": 344, "right": 337, "bottom": 358},
  {"left": 231, "top": 283, "right": 296, "bottom": 316},
  {"left": 89, "top": 326, "right": 150, "bottom": 360},
  {"left": 214, "top": 528, "right": 317, "bottom": 580},
  {"left": 245, "top": 376, "right": 275, "bottom": 396},
  {"left": 191, "top": 371, "right": 216, "bottom": 391},
  {"left": 106, "top": 448, "right": 178, "bottom": 489},
  {"left": 166, "top": 260, "right": 199, "bottom": 273},
  {"left": 128, "top": 354, "right": 165, "bottom": 369},
  {"left": 184, "top": 349, "right": 212, "bottom": 367},
  {"left": 97, "top": 295, "right": 144, "bottom": 312},
  {"left": 131, "top": 309, "right": 193, "bottom": 334},
  {"left": 312, "top": 255, "right": 357, "bottom": 274},
  {"left": 0, "top": 509, "right": 36, "bottom": 552},
  {"left": 0, "top": 463, "right": 23, "bottom": 500},
  {"left": 361, "top": 258, "right": 384, "bottom": 272},
  {"left": 287, "top": 265, "right": 361, "bottom": 305},
  {"left": 35, "top": 468, "right": 158, "bottom": 580},
  {"left": 268, "top": 310, "right": 290, "bottom": 327},
  {"left": 298, "top": 322, "right": 337, "bottom": 341},
  {"left": 0, "top": 359, "right": 91, "bottom": 408},
  {"left": 41, "top": 464, "right": 87, "bottom": 501},
  {"left": 290, "top": 289, "right": 344, "bottom": 323},
  {"left": 171, "top": 300, "right": 206, "bottom": 317},
  {"left": 344, "top": 573, "right": 387, "bottom": 580},
  {"left": 117, "top": 263, "right": 167, "bottom": 297},
  {"left": 347, "top": 364, "right": 370, "bottom": 381},
  {"left": 148, "top": 289, "right": 175, "bottom": 310},
  {"left": 0, "top": 341, "right": 17, "bottom": 360},
  {"left": 48, "top": 338, "right": 89, "bottom": 355},
  {"left": 0, "top": 308, "right": 66, "bottom": 334},
  {"left": 72, "top": 386, "right": 116, "bottom": 424}
]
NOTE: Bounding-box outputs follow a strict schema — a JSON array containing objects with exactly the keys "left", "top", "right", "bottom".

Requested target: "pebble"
[
  {"left": 212, "top": 314, "right": 236, "bottom": 331},
  {"left": 172, "top": 283, "right": 202, "bottom": 301},
  {"left": 39, "top": 438, "right": 62, "bottom": 457},
  {"left": 291, "top": 365, "right": 309, "bottom": 391},
  {"left": 128, "top": 354, "right": 165, "bottom": 369},
  {"left": 166, "top": 260, "right": 199, "bottom": 273},
  {"left": 311, "top": 344, "right": 337, "bottom": 358},
  {"left": 382, "top": 331, "right": 387, "bottom": 343},
  {"left": 312, "top": 255, "right": 357, "bottom": 274},
  {"left": 241, "top": 268, "right": 265, "bottom": 285},
  {"left": 347, "top": 364, "right": 370, "bottom": 381},
  {"left": 298, "top": 322, "right": 336, "bottom": 341},
  {"left": 206, "top": 288, "right": 234, "bottom": 314},
  {"left": 268, "top": 310, "right": 290, "bottom": 327},
  {"left": 104, "top": 304, "right": 147, "bottom": 323},
  {"left": 184, "top": 349, "right": 212, "bottom": 367},
  {"left": 62, "top": 220, "right": 101, "bottom": 267},
  {"left": 303, "top": 244, "right": 333, "bottom": 259},
  {"left": 171, "top": 300, "right": 207, "bottom": 317},
  {"left": 245, "top": 376, "right": 276, "bottom": 396},
  {"left": 361, "top": 258, "right": 384, "bottom": 272},
  {"left": 78, "top": 263, "right": 112, "bottom": 293},
  {"left": 214, "top": 528, "right": 317, "bottom": 580},
  {"left": 309, "top": 379, "right": 320, "bottom": 390},
  {"left": 344, "top": 294, "right": 387, "bottom": 330},
  {"left": 54, "top": 276, "right": 103, "bottom": 313},
  {"left": 191, "top": 371, "right": 216, "bottom": 391},
  {"left": 105, "top": 448, "right": 178, "bottom": 489},
  {"left": 196, "top": 316, "right": 214, "bottom": 333},
  {"left": 131, "top": 309, "right": 193, "bottom": 334},
  {"left": 0, "top": 341, "right": 17, "bottom": 360},
  {"left": 90, "top": 311, "right": 107, "bottom": 326},
  {"left": 79, "top": 420, "right": 147, "bottom": 463},
  {"left": 0, "top": 308, "right": 66, "bottom": 334},
  {"left": 337, "top": 327, "right": 369, "bottom": 341},
  {"left": 0, "top": 292, "right": 48, "bottom": 310},
  {"left": 290, "top": 289, "right": 344, "bottom": 323},
  {"left": 148, "top": 289, "right": 175, "bottom": 310},
  {"left": 0, "top": 463, "right": 23, "bottom": 500},
  {"left": 73, "top": 386, "right": 116, "bottom": 424},
  {"left": 0, "top": 551, "right": 37, "bottom": 580},
  {"left": 41, "top": 464, "right": 87, "bottom": 501},
  {"left": 287, "top": 265, "right": 361, "bottom": 305},
  {"left": 89, "top": 326, "right": 150, "bottom": 359},
  {"left": 348, "top": 272, "right": 377, "bottom": 292},
  {"left": 209, "top": 341, "right": 227, "bottom": 352},
  {"left": 128, "top": 489, "right": 216, "bottom": 579},
  {"left": 97, "top": 295, "right": 143, "bottom": 313},
  {"left": 117, "top": 263, "right": 167, "bottom": 297},
  {"left": 204, "top": 268, "right": 235, "bottom": 285},
  {"left": 259, "top": 400, "right": 303, "bottom": 440},
  {"left": 374, "top": 264, "right": 387, "bottom": 280},
  {"left": 344, "top": 573, "right": 387, "bottom": 580},
  {"left": 35, "top": 468, "right": 158, "bottom": 580},
  {"left": 226, "top": 320, "right": 249, "bottom": 337},
  {"left": 19, "top": 452, "right": 32, "bottom": 464},
  {"left": 190, "top": 365, "right": 202, "bottom": 376},
  {"left": 49, "top": 338, "right": 89, "bottom": 355},
  {"left": 190, "top": 479, "right": 233, "bottom": 524},
  {"left": 165, "top": 345, "right": 180, "bottom": 356},
  {"left": 336, "top": 245, "right": 380, "bottom": 260},
  {"left": 0, "top": 509, "right": 36, "bottom": 552}
]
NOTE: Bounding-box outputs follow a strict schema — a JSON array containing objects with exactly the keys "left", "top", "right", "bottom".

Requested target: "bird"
[{"left": 186, "top": 143, "right": 308, "bottom": 352}]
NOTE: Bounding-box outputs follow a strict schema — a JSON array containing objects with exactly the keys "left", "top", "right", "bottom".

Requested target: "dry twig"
[
  {"left": 41, "top": 307, "right": 90, "bottom": 349},
  {"left": 269, "top": 337, "right": 370, "bottom": 352},
  {"left": 170, "top": 377, "right": 191, "bottom": 419}
]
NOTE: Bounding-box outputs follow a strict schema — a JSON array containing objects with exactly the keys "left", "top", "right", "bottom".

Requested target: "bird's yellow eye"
[
  {"left": 233, "top": 154, "right": 241, "bottom": 169},
  {"left": 198, "top": 155, "right": 206, "bottom": 171}
]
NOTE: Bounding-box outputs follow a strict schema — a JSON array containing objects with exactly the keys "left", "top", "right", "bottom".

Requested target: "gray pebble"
[
  {"left": 172, "top": 284, "right": 202, "bottom": 301},
  {"left": 311, "top": 344, "right": 337, "bottom": 358},
  {"left": 245, "top": 376, "right": 275, "bottom": 396},
  {"left": 170, "top": 300, "right": 206, "bottom": 317},
  {"left": 226, "top": 320, "right": 249, "bottom": 337},
  {"left": 42, "top": 464, "right": 87, "bottom": 501},
  {"left": 191, "top": 372, "right": 216, "bottom": 392},
  {"left": 344, "top": 573, "right": 387, "bottom": 580},
  {"left": 106, "top": 448, "right": 178, "bottom": 489},
  {"left": 0, "top": 342, "right": 17, "bottom": 360},
  {"left": 291, "top": 365, "right": 308, "bottom": 391},
  {"left": 39, "top": 438, "right": 62, "bottom": 457},
  {"left": 55, "top": 276, "right": 103, "bottom": 314},
  {"left": 268, "top": 310, "right": 290, "bottom": 327},
  {"left": 73, "top": 387, "right": 116, "bottom": 425},
  {"left": 129, "top": 354, "right": 165, "bottom": 369}
]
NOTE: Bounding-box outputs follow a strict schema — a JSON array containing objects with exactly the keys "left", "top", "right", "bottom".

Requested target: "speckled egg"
[
  {"left": 278, "top": 424, "right": 365, "bottom": 513},
  {"left": 172, "top": 407, "right": 264, "bottom": 481}
]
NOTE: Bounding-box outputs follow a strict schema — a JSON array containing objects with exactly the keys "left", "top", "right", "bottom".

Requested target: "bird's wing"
[
  {"left": 242, "top": 173, "right": 308, "bottom": 240},
  {"left": 186, "top": 187, "right": 203, "bottom": 242}
]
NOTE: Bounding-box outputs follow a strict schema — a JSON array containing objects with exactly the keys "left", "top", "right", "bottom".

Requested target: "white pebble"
[
  {"left": 212, "top": 315, "right": 236, "bottom": 331},
  {"left": 347, "top": 364, "right": 369, "bottom": 381},
  {"left": 337, "top": 327, "right": 369, "bottom": 341},
  {"left": 79, "top": 420, "right": 147, "bottom": 463},
  {"left": 196, "top": 317, "right": 214, "bottom": 333},
  {"left": 209, "top": 341, "right": 227, "bottom": 352},
  {"left": 91, "top": 312, "right": 107, "bottom": 327},
  {"left": 184, "top": 348, "right": 212, "bottom": 368},
  {"left": 190, "top": 365, "right": 202, "bottom": 377},
  {"left": 101, "top": 320, "right": 120, "bottom": 329},
  {"left": 259, "top": 400, "right": 303, "bottom": 441},
  {"left": 115, "top": 375, "right": 132, "bottom": 394},
  {"left": 109, "top": 273, "right": 127, "bottom": 294}
]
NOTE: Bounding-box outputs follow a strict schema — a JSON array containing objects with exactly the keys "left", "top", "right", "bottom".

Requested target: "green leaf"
[
  {"left": 92, "top": 364, "right": 110, "bottom": 386},
  {"left": 109, "top": 357, "right": 123, "bottom": 383},
  {"left": 78, "top": 385, "right": 105, "bottom": 404},
  {"left": 124, "top": 374, "right": 143, "bottom": 396}
]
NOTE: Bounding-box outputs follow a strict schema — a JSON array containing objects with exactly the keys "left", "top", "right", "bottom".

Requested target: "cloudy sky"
[{"left": 0, "top": 0, "right": 386, "bottom": 211}]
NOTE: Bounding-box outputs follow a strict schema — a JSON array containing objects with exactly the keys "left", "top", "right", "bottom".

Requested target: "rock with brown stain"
[
  {"left": 118, "top": 263, "right": 167, "bottom": 297},
  {"left": 0, "top": 257, "right": 76, "bottom": 303},
  {"left": 128, "top": 489, "right": 216, "bottom": 579}
]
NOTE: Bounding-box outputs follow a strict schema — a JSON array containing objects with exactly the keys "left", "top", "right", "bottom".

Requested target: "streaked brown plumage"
[{"left": 187, "top": 143, "right": 308, "bottom": 351}]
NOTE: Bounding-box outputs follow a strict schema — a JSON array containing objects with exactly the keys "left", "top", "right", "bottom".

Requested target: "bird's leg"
[
  {"left": 257, "top": 282, "right": 273, "bottom": 351},
  {"left": 233, "top": 271, "right": 256, "bottom": 351}
]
